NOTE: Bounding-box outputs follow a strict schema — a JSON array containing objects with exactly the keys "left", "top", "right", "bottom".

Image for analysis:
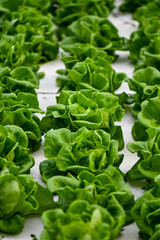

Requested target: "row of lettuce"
[
  {"left": 120, "top": 0, "right": 160, "bottom": 239},
  {"left": 39, "top": 1, "right": 135, "bottom": 240},
  {"left": 0, "top": 0, "right": 59, "bottom": 235},
  {"left": 40, "top": 1, "right": 160, "bottom": 239}
]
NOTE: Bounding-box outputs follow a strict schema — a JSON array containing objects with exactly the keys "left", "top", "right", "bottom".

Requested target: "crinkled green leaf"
[
  {"left": 0, "top": 162, "right": 54, "bottom": 234},
  {"left": 0, "top": 215, "right": 24, "bottom": 234},
  {"left": 40, "top": 160, "right": 63, "bottom": 183},
  {"left": 10, "top": 66, "right": 39, "bottom": 89},
  {"left": 132, "top": 176, "right": 160, "bottom": 239}
]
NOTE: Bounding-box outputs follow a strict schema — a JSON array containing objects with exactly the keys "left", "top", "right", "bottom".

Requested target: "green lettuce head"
[
  {"left": 0, "top": 158, "right": 54, "bottom": 234},
  {"left": 128, "top": 67, "right": 160, "bottom": 116},
  {"left": 57, "top": 57, "right": 127, "bottom": 92},
  {"left": 0, "top": 124, "right": 34, "bottom": 173},
  {"left": 132, "top": 175, "right": 160, "bottom": 240},
  {"left": 136, "top": 37, "right": 160, "bottom": 71},
  {"left": 127, "top": 128, "right": 160, "bottom": 181},
  {"left": 59, "top": 43, "right": 114, "bottom": 70},
  {"left": 0, "top": 89, "right": 43, "bottom": 152},
  {"left": 132, "top": 96, "right": 160, "bottom": 141},
  {"left": 61, "top": 16, "right": 129, "bottom": 57},
  {"left": 40, "top": 127, "right": 123, "bottom": 181},
  {"left": 40, "top": 90, "right": 124, "bottom": 148},
  {"left": 40, "top": 198, "right": 125, "bottom": 240},
  {"left": 46, "top": 166, "right": 134, "bottom": 224}
]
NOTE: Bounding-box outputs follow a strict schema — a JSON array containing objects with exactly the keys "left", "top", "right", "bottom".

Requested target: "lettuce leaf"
[
  {"left": 52, "top": 0, "right": 115, "bottom": 37},
  {"left": 0, "top": 0, "right": 52, "bottom": 12},
  {"left": 0, "top": 65, "right": 41, "bottom": 95},
  {"left": 132, "top": 175, "right": 160, "bottom": 239},
  {"left": 0, "top": 0, "right": 59, "bottom": 71},
  {"left": 0, "top": 158, "right": 54, "bottom": 234}
]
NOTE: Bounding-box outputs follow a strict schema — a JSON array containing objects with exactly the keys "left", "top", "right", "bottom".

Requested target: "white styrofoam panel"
[{"left": 38, "top": 57, "right": 64, "bottom": 93}]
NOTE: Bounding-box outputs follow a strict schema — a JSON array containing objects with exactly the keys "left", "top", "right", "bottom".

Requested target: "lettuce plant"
[
  {"left": 61, "top": 16, "right": 129, "bottom": 57},
  {"left": 46, "top": 166, "right": 134, "bottom": 224},
  {"left": 0, "top": 124, "right": 34, "bottom": 173},
  {"left": 136, "top": 37, "right": 160, "bottom": 71},
  {"left": 52, "top": 0, "right": 115, "bottom": 38},
  {"left": 128, "top": 67, "right": 160, "bottom": 117},
  {"left": 40, "top": 90, "right": 124, "bottom": 146},
  {"left": 0, "top": 66, "right": 40, "bottom": 94},
  {"left": 128, "top": 16, "right": 160, "bottom": 66},
  {"left": 132, "top": 175, "right": 160, "bottom": 240},
  {"left": 138, "top": 97, "right": 160, "bottom": 130},
  {"left": 133, "top": 0, "right": 160, "bottom": 20},
  {"left": 129, "top": 17, "right": 160, "bottom": 69},
  {"left": 0, "top": 89, "right": 43, "bottom": 151},
  {"left": 127, "top": 128, "right": 160, "bottom": 181},
  {"left": 40, "top": 198, "right": 125, "bottom": 240},
  {"left": 59, "top": 43, "right": 114, "bottom": 70},
  {"left": 128, "top": 13, "right": 160, "bottom": 70},
  {"left": 40, "top": 127, "right": 123, "bottom": 181},
  {"left": 0, "top": 158, "right": 54, "bottom": 234},
  {"left": 131, "top": 96, "right": 160, "bottom": 142},
  {"left": 0, "top": 34, "right": 40, "bottom": 72},
  {"left": 119, "top": 0, "right": 153, "bottom": 13},
  {"left": 0, "top": 0, "right": 59, "bottom": 73},
  {"left": 0, "top": 0, "right": 52, "bottom": 12},
  {"left": 0, "top": 7, "right": 58, "bottom": 61},
  {"left": 129, "top": 29, "right": 149, "bottom": 65},
  {"left": 52, "top": 0, "right": 110, "bottom": 27},
  {"left": 141, "top": 17, "right": 160, "bottom": 40},
  {"left": 57, "top": 57, "right": 127, "bottom": 92}
]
